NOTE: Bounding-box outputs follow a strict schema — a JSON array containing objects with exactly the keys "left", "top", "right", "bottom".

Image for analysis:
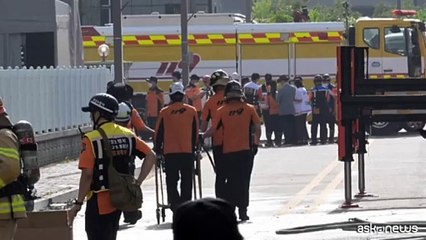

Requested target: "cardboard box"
[{"left": 15, "top": 210, "right": 72, "bottom": 240}]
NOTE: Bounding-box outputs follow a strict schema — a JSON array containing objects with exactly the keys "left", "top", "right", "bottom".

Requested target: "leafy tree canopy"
[
  {"left": 252, "top": 0, "right": 426, "bottom": 23},
  {"left": 252, "top": 0, "right": 361, "bottom": 23}
]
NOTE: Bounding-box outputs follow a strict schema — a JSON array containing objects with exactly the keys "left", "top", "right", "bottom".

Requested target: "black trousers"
[
  {"left": 85, "top": 193, "right": 121, "bottom": 240},
  {"left": 270, "top": 114, "right": 282, "bottom": 145},
  {"left": 262, "top": 110, "right": 272, "bottom": 142},
  {"left": 212, "top": 145, "right": 226, "bottom": 199},
  {"left": 295, "top": 114, "right": 309, "bottom": 144},
  {"left": 164, "top": 153, "right": 194, "bottom": 211},
  {"left": 311, "top": 113, "right": 327, "bottom": 143},
  {"left": 222, "top": 150, "right": 254, "bottom": 209},
  {"left": 327, "top": 112, "right": 335, "bottom": 140},
  {"left": 147, "top": 116, "right": 157, "bottom": 130},
  {"left": 280, "top": 115, "right": 296, "bottom": 145}
]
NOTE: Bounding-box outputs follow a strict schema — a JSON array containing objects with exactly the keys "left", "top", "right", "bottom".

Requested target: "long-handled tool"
[{"left": 154, "top": 155, "right": 168, "bottom": 224}]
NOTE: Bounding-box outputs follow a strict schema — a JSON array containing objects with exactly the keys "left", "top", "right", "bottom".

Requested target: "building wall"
[
  {"left": 80, "top": 0, "right": 212, "bottom": 25},
  {"left": 212, "top": 0, "right": 245, "bottom": 13},
  {"left": 0, "top": 0, "right": 57, "bottom": 68},
  {"left": 122, "top": 0, "right": 211, "bottom": 14},
  {"left": 0, "top": 0, "right": 56, "bottom": 34},
  {"left": 80, "top": 0, "right": 426, "bottom": 26}
]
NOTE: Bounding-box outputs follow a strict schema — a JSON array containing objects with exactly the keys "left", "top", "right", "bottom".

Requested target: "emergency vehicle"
[{"left": 81, "top": 11, "right": 426, "bottom": 135}]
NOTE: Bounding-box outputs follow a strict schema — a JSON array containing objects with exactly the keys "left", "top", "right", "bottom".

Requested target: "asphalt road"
[{"left": 71, "top": 133, "right": 426, "bottom": 240}]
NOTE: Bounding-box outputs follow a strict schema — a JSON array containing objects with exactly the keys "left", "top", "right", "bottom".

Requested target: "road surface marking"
[
  {"left": 277, "top": 158, "right": 340, "bottom": 216},
  {"left": 307, "top": 161, "right": 357, "bottom": 213}
]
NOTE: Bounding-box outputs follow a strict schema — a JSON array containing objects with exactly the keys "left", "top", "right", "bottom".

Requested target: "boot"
[
  {"left": 238, "top": 207, "right": 250, "bottom": 221},
  {"left": 264, "top": 140, "right": 273, "bottom": 148},
  {"left": 123, "top": 210, "right": 142, "bottom": 225}
]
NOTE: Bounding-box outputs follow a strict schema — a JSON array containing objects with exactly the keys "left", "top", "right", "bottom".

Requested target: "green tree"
[
  {"left": 373, "top": 1, "right": 394, "bottom": 18},
  {"left": 252, "top": 0, "right": 298, "bottom": 23},
  {"left": 252, "top": 0, "right": 361, "bottom": 23},
  {"left": 252, "top": 0, "right": 274, "bottom": 22},
  {"left": 416, "top": 9, "right": 426, "bottom": 21}
]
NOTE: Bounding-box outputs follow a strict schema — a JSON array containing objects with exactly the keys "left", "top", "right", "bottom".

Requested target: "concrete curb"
[
  {"left": 33, "top": 165, "right": 154, "bottom": 211},
  {"left": 33, "top": 189, "right": 78, "bottom": 211}
]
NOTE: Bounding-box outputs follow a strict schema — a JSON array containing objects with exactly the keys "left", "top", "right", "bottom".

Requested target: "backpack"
[
  {"left": 243, "top": 86, "right": 259, "bottom": 105},
  {"left": 98, "top": 128, "right": 142, "bottom": 212},
  {"left": 0, "top": 120, "right": 39, "bottom": 211}
]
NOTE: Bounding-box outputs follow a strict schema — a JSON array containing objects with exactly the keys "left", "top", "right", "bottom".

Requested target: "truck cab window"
[
  {"left": 363, "top": 28, "right": 380, "bottom": 49},
  {"left": 384, "top": 27, "right": 406, "bottom": 55}
]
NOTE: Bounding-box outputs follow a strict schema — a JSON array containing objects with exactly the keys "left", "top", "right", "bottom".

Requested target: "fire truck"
[{"left": 81, "top": 11, "right": 426, "bottom": 135}]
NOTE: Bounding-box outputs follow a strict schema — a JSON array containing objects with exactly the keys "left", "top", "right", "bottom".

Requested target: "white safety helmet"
[
  {"left": 115, "top": 102, "right": 131, "bottom": 123},
  {"left": 231, "top": 72, "right": 240, "bottom": 81}
]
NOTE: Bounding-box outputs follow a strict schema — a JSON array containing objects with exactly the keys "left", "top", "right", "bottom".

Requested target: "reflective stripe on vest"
[
  {"left": 0, "top": 195, "right": 26, "bottom": 218},
  {"left": 0, "top": 147, "right": 19, "bottom": 161}
]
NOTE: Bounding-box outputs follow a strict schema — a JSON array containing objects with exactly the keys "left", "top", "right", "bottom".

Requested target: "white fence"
[{"left": 0, "top": 66, "right": 111, "bottom": 134}]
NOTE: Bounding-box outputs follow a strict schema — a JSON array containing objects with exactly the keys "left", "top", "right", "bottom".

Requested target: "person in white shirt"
[
  {"left": 201, "top": 74, "right": 212, "bottom": 108},
  {"left": 293, "top": 77, "right": 311, "bottom": 145}
]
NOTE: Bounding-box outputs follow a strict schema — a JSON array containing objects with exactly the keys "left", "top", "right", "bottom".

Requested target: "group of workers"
[
  {"left": 233, "top": 72, "right": 337, "bottom": 146},
  {"left": 0, "top": 66, "right": 337, "bottom": 240},
  {"left": 65, "top": 69, "right": 260, "bottom": 240}
]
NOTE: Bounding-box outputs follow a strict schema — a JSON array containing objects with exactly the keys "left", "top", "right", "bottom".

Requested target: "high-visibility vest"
[
  {"left": 0, "top": 128, "right": 26, "bottom": 220},
  {"left": 84, "top": 122, "right": 137, "bottom": 192}
]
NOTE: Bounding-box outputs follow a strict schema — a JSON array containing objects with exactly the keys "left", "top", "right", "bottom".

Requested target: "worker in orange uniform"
[
  {"left": 155, "top": 82, "right": 199, "bottom": 212},
  {"left": 203, "top": 80, "right": 261, "bottom": 221},
  {"left": 200, "top": 69, "right": 229, "bottom": 198},
  {"left": 69, "top": 93, "right": 156, "bottom": 240},
  {"left": 185, "top": 74, "right": 206, "bottom": 117},
  {"left": 266, "top": 80, "right": 281, "bottom": 147},
  {"left": 145, "top": 76, "right": 164, "bottom": 130},
  {"left": 107, "top": 82, "right": 154, "bottom": 136}
]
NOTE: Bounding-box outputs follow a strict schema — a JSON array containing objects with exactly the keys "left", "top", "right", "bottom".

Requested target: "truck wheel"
[
  {"left": 370, "top": 122, "right": 402, "bottom": 136},
  {"left": 403, "top": 121, "right": 425, "bottom": 132}
]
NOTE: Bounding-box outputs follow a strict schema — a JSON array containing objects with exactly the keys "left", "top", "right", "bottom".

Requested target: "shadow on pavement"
[
  {"left": 145, "top": 222, "right": 172, "bottom": 231},
  {"left": 329, "top": 206, "right": 426, "bottom": 214},
  {"left": 354, "top": 197, "right": 426, "bottom": 203},
  {"left": 118, "top": 224, "right": 137, "bottom": 231}
]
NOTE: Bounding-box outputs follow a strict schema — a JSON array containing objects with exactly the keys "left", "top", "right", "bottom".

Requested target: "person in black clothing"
[
  {"left": 309, "top": 75, "right": 330, "bottom": 145},
  {"left": 261, "top": 74, "right": 273, "bottom": 147},
  {"left": 322, "top": 74, "right": 336, "bottom": 143}
]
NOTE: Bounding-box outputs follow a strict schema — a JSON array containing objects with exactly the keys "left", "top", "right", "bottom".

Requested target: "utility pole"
[
  {"left": 112, "top": 0, "right": 123, "bottom": 83},
  {"left": 343, "top": 1, "right": 349, "bottom": 34},
  {"left": 181, "top": 0, "right": 189, "bottom": 87},
  {"left": 245, "top": 0, "right": 252, "bottom": 23},
  {"left": 397, "top": 0, "right": 401, "bottom": 10}
]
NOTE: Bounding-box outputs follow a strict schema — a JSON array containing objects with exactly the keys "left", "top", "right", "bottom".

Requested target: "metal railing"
[{"left": 0, "top": 66, "right": 111, "bottom": 134}]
